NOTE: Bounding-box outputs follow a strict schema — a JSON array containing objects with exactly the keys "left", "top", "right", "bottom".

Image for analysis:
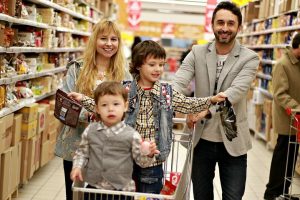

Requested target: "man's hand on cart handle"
[
  {"left": 186, "top": 110, "right": 209, "bottom": 129},
  {"left": 70, "top": 167, "right": 83, "bottom": 182}
]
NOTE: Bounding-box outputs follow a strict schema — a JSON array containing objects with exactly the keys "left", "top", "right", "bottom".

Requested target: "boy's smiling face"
[
  {"left": 139, "top": 55, "right": 165, "bottom": 87},
  {"left": 96, "top": 94, "right": 128, "bottom": 127}
]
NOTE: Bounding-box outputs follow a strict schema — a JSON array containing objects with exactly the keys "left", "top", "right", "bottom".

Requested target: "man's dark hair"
[
  {"left": 211, "top": 1, "right": 242, "bottom": 26},
  {"left": 292, "top": 33, "right": 300, "bottom": 49}
]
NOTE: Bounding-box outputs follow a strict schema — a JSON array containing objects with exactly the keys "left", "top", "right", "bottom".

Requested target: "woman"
[{"left": 55, "top": 18, "right": 131, "bottom": 200}]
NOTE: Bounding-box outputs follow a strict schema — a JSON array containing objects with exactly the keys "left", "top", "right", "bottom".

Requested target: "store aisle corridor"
[{"left": 13, "top": 135, "right": 300, "bottom": 200}]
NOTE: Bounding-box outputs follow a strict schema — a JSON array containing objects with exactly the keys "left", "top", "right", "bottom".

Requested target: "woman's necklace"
[{"left": 97, "top": 70, "right": 106, "bottom": 80}]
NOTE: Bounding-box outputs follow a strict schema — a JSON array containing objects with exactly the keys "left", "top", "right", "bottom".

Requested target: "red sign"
[
  {"left": 204, "top": 0, "right": 217, "bottom": 33},
  {"left": 127, "top": 0, "right": 141, "bottom": 30}
]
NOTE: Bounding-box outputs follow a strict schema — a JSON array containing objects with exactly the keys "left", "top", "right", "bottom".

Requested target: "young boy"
[
  {"left": 70, "top": 81, "right": 159, "bottom": 200},
  {"left": 69, "top": 40, "right": 226, "bottom": 194}
]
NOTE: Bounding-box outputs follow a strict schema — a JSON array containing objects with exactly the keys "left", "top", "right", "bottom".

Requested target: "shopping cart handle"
[
  {"left": 173, "top": 118, "right": 187, "bottom": 124},
  {"left": 73, "top": 180, "right": 84, "bottom": 187},
  {"left": 286, "top": 108, "right": 300, "bottom": 116}
]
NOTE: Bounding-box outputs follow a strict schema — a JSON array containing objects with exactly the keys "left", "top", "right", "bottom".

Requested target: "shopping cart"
[
  {"left": 72, "top": 118, "right": 194, "bottom": 200},
  {"left": 281, "top": 108, "right": 300, "bottom": 199}
]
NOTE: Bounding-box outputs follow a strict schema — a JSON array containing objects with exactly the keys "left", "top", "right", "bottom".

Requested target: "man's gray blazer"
[{"left": 173, "top": 40, "right": 259, "bottom": 156}]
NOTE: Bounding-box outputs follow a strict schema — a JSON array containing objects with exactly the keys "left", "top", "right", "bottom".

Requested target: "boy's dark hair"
[
  {"left": 94, "top": 81, "right": 128, "bottom": 104},
  {"left": 292, "top": 33, "right": 300, "bottom": 49},
  {"left": 130, "top": 40, "right": 166, "bottom": 75},
  {"left": 211, "top": 1, "right": 242, "bottom": 26}
]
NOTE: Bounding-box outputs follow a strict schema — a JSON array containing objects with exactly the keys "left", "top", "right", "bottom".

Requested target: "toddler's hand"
[
  {"left": 70, "top": 168, "right": 83, "bottom": 182},
  {"left": 141, "top": 141, "right": 160, "bottom": 157},
  {"left": 68, "top": 92, "right": 84, "bottom": 102},
  {"left": 210, "top": 92, "right": 226, "bottom": 104}
]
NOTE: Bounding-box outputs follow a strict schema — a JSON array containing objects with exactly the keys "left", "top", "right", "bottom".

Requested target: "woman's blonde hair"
[{"left": 76, "top": 19, "right": 125, "bottom": 97}]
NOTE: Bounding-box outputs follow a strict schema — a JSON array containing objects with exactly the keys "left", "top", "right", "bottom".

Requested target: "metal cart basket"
[
  {"left": 72, "top": 118, "right": 194, "bottom": 200},
  {"left": 281, "top": 108, "right": 300, "bottom": 199}
]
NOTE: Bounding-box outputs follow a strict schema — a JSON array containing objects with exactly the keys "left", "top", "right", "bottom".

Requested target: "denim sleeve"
[
  {"left": 62, "top": 64, "right": 77, "bottom": 93},
  {"left": 62, "top": 63, "right": 89, "bottom": 122}
]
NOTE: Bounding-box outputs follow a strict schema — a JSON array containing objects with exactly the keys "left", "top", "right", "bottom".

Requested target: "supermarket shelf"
[
  {"left": 0, "top": 47, "right": 5, "bottom": 53},
  {"left": 0, "top": 13, "right": 50, "bottom": 28},
  {"left": 256, "top": 72, "right": 272, "bottom": 80},
  {"left": 244, "top": 44, "right": 288, "bottom": 49},
  {"left": 55, "top": 27, "right": 91, "bottom": 36},
  {"left": 5, "top": 47, "right": 85, "bottom": 53},
  {"left": 0, "top": 66, "right": 66, "bottom": 85},
  {"left": 0, "top": 13, "right": 91, "bottom": 36},
  {"left": 261, "top": 59, "right": 277, "bottom": 65},
  {"left": 27, "top": 0, "right": 98, "bottom": 24},
  {"left": 76, "top": 0, "right": 103, "bottom": 15},
  {"left": 251, "top": 9, "right": 299, "bottom": 23},
  {"left": 257, "top": 87, "right": 273, "bottom": 99},
  {"left": 0, "top": 91, "right": 56, "bottom": 118},
  {"left": 238, "top": 24, "right": 300, "bottom": 37},
  {"left": 35, "top": 90, "right": 56, "bottom": 101}
]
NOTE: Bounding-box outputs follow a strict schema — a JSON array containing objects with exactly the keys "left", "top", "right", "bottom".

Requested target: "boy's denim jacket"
[{"left": 124, "top": 79, "right": 174, "bottom": 161}]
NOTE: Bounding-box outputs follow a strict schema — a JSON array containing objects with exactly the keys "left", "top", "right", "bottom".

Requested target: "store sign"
[
  {"left": 161, "top": 23, "right": 175, "bottom": 38},
  {"left": 204, "top": 0, "right": 217, "bottom": 33},
  {"left": 127, "top": 0, "right": 141, "bottom": 30}
]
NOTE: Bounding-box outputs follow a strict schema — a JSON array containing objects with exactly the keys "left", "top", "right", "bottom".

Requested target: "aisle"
[{"left": 13, "top": 135, "right": 300, "bottom": 200}]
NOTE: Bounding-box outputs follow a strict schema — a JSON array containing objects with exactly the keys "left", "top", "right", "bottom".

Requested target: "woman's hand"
[
  {"left": 68, "top": 92, "right": 84, "bottom": 102},
  {"left": 70, "top": 167, "right": 83, "bottom": 182},
  {"left": 210, "top": 92, "right": 227, "bottom": 104}
]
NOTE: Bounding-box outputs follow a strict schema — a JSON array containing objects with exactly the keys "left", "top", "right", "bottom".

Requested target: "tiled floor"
[{"left": 13, "top": 135, "right": 300, "bottom": 200}]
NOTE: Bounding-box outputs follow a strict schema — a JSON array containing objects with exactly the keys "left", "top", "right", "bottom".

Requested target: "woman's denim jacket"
[
  {"left": 124, "top": 80, "right": 174, "bottom": 161},
  {"left": 55, "top": 60, "right": 89, "bottom": 161}
]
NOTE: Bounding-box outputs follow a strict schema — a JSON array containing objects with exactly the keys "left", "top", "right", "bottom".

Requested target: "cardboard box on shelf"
[
  {"left": 40, "top": 140, "right": 50, "bottom": 167},
  {"left": 244, "top": 1, "right": 259, "bottom": 23},
  {"left": 38, "top": 104, "right": 50, "bottom": 134},
  {"left": 12, "top": 114, "right": 22, "bottom": 146},
  {"left": 48, "top": 129, "right": 57, "bottom": 142},
  {"left": 49, "top": 140, "right": 56, "bottom": 160},
  {"left": 41, "top": 131, "right": 48, "bottom": 144},
  {"left": 0, "top": 113, "right": 14, "bottom": 154},
  {"left": 0, "top": 148, "right": 12, "bottom": 200},
  {"left": 0, "top": 120, "right": 4, "bottom": 151},
  {"left": 37, "top": 107, "right": 46, "bottom": 134},
  {"left": 18, "top": 103, "right": 38, "bottom": 123},
  {"left": 49, "top": 100, "right": 55, "bottom": 111},
  {"left": 27, "top": 136, "right": 37, "bottom": 179},
  {"left": 21, "top": 120, "right": 37, "bottom": 140},
  {"left": 3, "top": 113, "right": 14, "bottom": 130},
  {"left": 3, "top": 128, "right": 12, "bottom": 151},
  {"left": 34, "top": 133, "right": 41, "bottom": 171},
  {"left": 10, "top": 144, "right": 21, "bottom": 195},
  {"left": 20, "top": 140, "right": 29, "bottom": 184}
]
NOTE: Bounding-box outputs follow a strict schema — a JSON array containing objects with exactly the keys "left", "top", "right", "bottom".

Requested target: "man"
[
  {"left": 172, "top": 2, "right": 259, "bottom": 200},
  {"left": 264, "top": 33, "right": 300, "bottom": 200}
]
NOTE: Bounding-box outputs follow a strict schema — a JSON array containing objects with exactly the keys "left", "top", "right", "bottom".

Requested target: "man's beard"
[{"left": 214, "top": 31, "right": 237, "bottom": 44}]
